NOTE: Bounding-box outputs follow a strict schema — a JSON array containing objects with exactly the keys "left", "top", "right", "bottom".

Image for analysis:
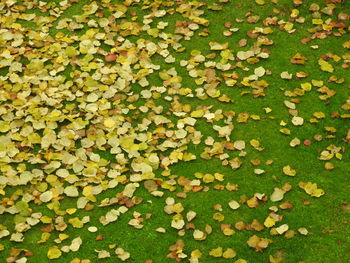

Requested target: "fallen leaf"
[
  {"left": 229, "top": 200, "right": 240, "bottom": 210},
  {"left": 47, "top": 247, "right": 62, "bottom": 259},
  {"left": 298, "top": 227, "right": 308, "bottom": 235},
  {"left": 223, "top": 248, "right": 237, "bottom": 259},
  {"left": 275, "top": 224, "right": 289, "bottom": 234},
  {"left": 299, "top": 182, "right": 325, "bottom": 197},
  {"left": 209, "top": 247, "right": 223, "bottom": 257},
  {"left": 291, "top": 116, "right": 304, "bottom": 126},
  {"left": 271, "top": 187, "right": 286, "bottom": 202},
  {"left": 283, "top": 165, "right": 297, "bottom": 176},
  {"left": 247, "top": 235, "right": 272, "bottom": 252},
  {"left": 318, "top": 59, "right": 334, "bottom": 73}
]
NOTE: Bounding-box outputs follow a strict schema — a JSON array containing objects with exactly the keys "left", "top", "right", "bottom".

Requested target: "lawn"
[{"left": 0, "top": 0, "right": 349, "bottom": 262}]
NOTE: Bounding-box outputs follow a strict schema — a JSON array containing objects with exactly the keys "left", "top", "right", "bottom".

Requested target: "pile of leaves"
[{"left": 0, "top": 0, "right": 349, "bottom": 262}]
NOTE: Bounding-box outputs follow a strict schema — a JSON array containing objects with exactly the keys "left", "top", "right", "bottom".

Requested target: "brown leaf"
[{"left": 238, "top": 38, "right": 247, "bottom": 47}]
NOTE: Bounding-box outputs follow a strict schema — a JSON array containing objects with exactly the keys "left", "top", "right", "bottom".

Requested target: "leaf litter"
[{"left": 0, "top": 0, "right": 349, "bottom": 262}]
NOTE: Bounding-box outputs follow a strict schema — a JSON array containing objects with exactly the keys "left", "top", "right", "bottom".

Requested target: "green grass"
[{"left": 0, "top": 0, "right": 349, "bottom": 262}]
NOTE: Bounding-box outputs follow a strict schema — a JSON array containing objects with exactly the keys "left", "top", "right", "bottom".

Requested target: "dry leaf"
[
  {"left": 299, "top": 182, "right": 325, "bottom": 197},
  {"left": 47, "top": 247, "right": 62, "bottom": 259},
  {"left": 283, "top": 165, "right": 296, "bottom": 176},
  {"left": 209, "top": 247, "right": 223, "bottom": 257},
  {"left": 229, "top": 200, "right": 240, "bottom": 210},
  {"left": 270, "top": 188, "right": 286, "bottom": 202}
]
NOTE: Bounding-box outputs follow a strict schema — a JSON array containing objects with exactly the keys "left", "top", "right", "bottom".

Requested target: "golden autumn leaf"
[
  {"left": 209, "top": 247, "right": 223, "bottom": 257},
  {"left": 299, "top": 182, "right": 325, "bottom": 197},
  {"left": 47, "top": 246, "right": 62, "bottom": 259}
]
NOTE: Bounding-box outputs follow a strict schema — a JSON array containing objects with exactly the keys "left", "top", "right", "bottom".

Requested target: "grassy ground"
[{"left": 0, "top": 0, "right": 349, "bottom": 262}]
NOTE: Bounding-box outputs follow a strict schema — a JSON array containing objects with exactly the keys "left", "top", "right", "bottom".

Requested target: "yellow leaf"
[
  {"left": 318, "top": 59, "right": 334, "bottom": 73},
  {"left": 69, "top": 217, "right": 84, "bottom": 228},
  {"left": 213, "top": 212, "right": 225, "bottom": 222},
  {"left": 209, "top": 42, "right": 228, "bottom": 51},
  {"left": 313, "top": 112, "right": 325, "bottom": 119},
  {"left": 214, "top": 173, "right": 225, "bottom": 181},
  {"left": 193, "top": 229, "right": 206, "bottom": 240},
  {"left": 312, "top": 19, "right": 323, "bottom": 25},
  {"left": 209, "top": 247, "right": 223, "bottom": 257},
  {"left": 47, "top": 246, "right": 62, "bottom": 259},
  {"left": 264, "top": 107, "right": 272, "bottom": 113},
  {"left": 275, "top": 224, "right": 289, "bottom": 234},
  {"left": 223, "top": 248, "right": 237, "bottom": 259},
  {"left": 284, "top": 22, "right": 294, "bottom": 31},
  {"left": 283, "top": 165, "right": 296, "bottom": 176},
  {"left": 255, "top": 0, "right": 265, "bottom": 5},
  {"left": 38, "top": 232, "right": 51, "bottom": 244},
  {"left": 292, "top": 116, "right": 304, "bottom": 126},
  {"left": 203, "top": 173, "right": 214, "bottom": 183},
  {"left": 343, "top": 41, "right": 350, "bottom": 49},
  {"left": 247, "top": 235, "right": 259, "bottom": 249},
  {"left": 324, "top": 126, "right": 336, "bottom": 133},
  {"left": 264, "top": 216, "right": 275, "bottom": 228},
  {"left": 299, "top": 182, "right": 325, "bottom": 197},
  {"left": 250, "top": 139, "right": 260, "bottom": 148},
  {"left": 0, "top": 121, "right": 10, "bottom": 133},
  {"left": 280, "top": 128, "right": 291, "bottom": 135},
  {"left": 41, "top": 216, "right": 52, "bottom": 224},
  {"left": 228, "top": 200, "right": 240, "bottom": 210},
  {"left": 301, "top": 82, "right": 312, "bottom": 91},
  {"left": 191, "top": 249, "right": 202, "bottom": 259},
  {"left": 290, "top": 9, "right": 299, "bottom": 18},
  {"left": 59, "top": 233, "right": 69, "bottom": 241},
  {"left": 104, "top": 118, "right": 116, "bottom": 128}
]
